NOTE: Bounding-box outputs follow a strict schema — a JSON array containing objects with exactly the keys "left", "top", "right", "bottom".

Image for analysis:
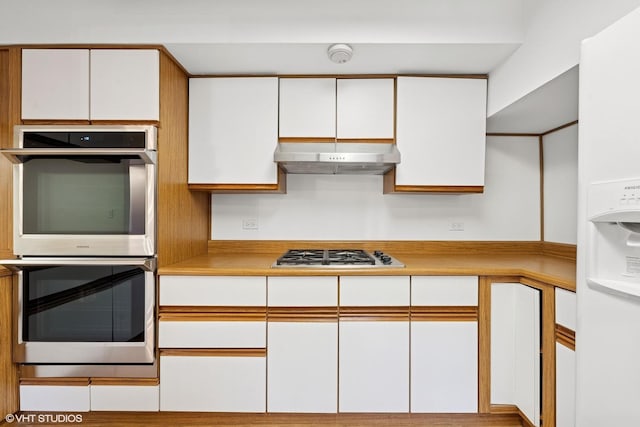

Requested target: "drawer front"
[
  {"left": 268, "top": 276, "right": 338, "bottom": 306},
  {"left": 159, "top": 320, "right": 266, "bottom": 348},
  {"left": 20, "top": 385, "right": 90, "bottom": 412},
  {"left": 159, "top": 276, "right": 266, "bottom": 306},
  {"left": 90, "top": 385, "right": 159, "bottom": 411},
  {"left": 411, "top": 276, "right": 478, "bottom": 306},
  {"left": 340, "top": 276, "right": 410, "bottom": 306},
  {"left": 555, "top": 288, "right": 576, "bottom": 331}
]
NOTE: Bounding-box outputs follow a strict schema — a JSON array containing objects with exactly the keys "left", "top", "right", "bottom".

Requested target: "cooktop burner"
[{"left": 272, "top": 249, "right": 404, "bottom": 268}]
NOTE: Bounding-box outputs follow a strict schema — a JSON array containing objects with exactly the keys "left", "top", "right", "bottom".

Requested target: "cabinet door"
[
  {"left": 395, "top": 76, "right": 487, "bottom": 188},
  {"left": 188, "top": 77, "right": 279, "bottom": 185},
  {"left": 411, "top": 321, "right": 477, "bottom": 413},
  {"left": 336, "top": 78, "right": 394, "bottom": 139},
  {"left": 160, "top": 354, "right": 266, "bottom": 412},
  {"left": 267, "top": 322, "right": 337, "bottom": 413},
  {"left": 556, "top": 343, "right": 576, "bottom": 427},
  {"left": 491, "top": 283, "right": 541, "bottom": 426},
  {"left": 90, "top": 49, "right": 159, "bottom": 121},
  {"left": 279, "top": 78, "right": 336, "bottom": 138},
  {"left": 339, "top": 321, "right": 409, "bottom": 412},
  {"left": 22, "top": 49, "right": 90, "bottom": 120}
]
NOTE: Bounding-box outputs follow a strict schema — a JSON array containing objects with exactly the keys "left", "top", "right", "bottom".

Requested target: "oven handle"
[
  {"left": 0, "top": 257, "right": 156, "bottom": 272},
  {"left": 0, "top": 148, "right": 157, "bottom": 164}
]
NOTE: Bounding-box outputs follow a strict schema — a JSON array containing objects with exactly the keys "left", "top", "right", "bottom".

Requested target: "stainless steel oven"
[
  {"left": 1, "top": 125, "right": 156, "bottom": 256},
  {"left": 3, "top": 257, "right": 155, "bottom": 365}
]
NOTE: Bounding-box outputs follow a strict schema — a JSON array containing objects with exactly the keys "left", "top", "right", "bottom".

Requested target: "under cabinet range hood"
[{"left": 274, "top": 142, "right": 401, "bottom": 175}]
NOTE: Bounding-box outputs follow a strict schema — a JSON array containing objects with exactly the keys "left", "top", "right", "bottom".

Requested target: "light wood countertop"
[{"left": 158, "top": 247, "right": 576, "bottom": 292}]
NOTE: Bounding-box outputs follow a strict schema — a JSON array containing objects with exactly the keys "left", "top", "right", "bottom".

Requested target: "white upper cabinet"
[
  {"left": 89, "top": 49, "right": 159, "bottom": 121},
  {"left": 278, "top": 77, "right": 394, "bottom": 140},
  {"left": 279, "top": 78, "right": 336, "bottom": 139},
  {"left": 22, "top": 49, "right": 90, "bottom": 120},
  {"left": 392, "top": 76, "right": 487, "bottom": 192},
  {"left": 188, "top": 77, "right": 280, "bottom": 186},
  {"left": 22, "top": 49, "right": 159, "bottom": 121},
  {"left": 336, "top": 78, "right": 395, "bottom": 139}
]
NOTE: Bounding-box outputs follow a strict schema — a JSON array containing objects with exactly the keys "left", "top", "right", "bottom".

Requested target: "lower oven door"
[{"left": 5, "top": 257, "right": 155, "bottom": 364}]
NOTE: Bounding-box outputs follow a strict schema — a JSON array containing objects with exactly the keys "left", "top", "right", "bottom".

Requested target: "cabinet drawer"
[
  {"left": 555, "top": 288, "right": 576, "bottom": 331},
  {"left": 411, "top": 276, "right": 478, "bottom": 306},
  {"left": 268, "top": 276, "right": 338, "bottom": 306},
  {"left": 159, "top": 320, "right": 266, "bottom": 348},
  {"left": 90, "top": 385, "right": 159, "bottom": 411},
  {"left": 159, "top": 276, "right": 266, "bottom": 306},
  {"left": 340, "top": 276, "right": 410, "bottom": 306},
  {"left": 20, "top": 385, "right": 90, "bottom": 412}
]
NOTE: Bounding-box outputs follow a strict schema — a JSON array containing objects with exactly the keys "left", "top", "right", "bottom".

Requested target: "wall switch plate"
[
  {"left": 242, "top": 218, "right": 258, "bottom": 230},
  {"left": 449, "top": 222, "right": 465, "bottom": 231}
]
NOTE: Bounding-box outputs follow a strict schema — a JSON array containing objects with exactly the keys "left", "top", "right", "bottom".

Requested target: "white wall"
[
  {"left": 211, "top": 136, "right": 540, "bottom": 241},
  {"left": 488, "top": 0, "right": 640, "bottom": 117},
  {"left": 543, "top": 124, "right": 578, "bottom": 244}
]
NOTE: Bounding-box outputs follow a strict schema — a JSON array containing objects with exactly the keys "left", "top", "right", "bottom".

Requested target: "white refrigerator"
[{"left": 578, "top": 5, "right": 640, "bottom": 426}]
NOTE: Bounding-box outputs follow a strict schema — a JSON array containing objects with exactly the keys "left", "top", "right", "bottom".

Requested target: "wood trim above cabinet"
[
  {"left": 339, "top": 306, "right": 409, "bottom": 321},
  {"left": 159, "top": 311, "right": 267, "bottom": 322},
  {"left": 410, "top": 306, "right": 478, "bottom": 321},
  {"left": 90, "top": 378, "right": 160, "bottom": 386},
  {"left": 189, "top": 167, "right": 287, "bottom": 194},
  {"left": 268, "top": 306, "right": 338, "bottom": 322},
  {"left": 555, "top": 324, "right": 576, "bottom": 350},
  {"left": 20, "top": 377, "right": 90, "bottom": 386},
  {"left": 383, "top": 169, "right": 484, "bottom": 194},
  {"left": 278, "top": 137, "right": 335, "bottom": 143},
  {"left": 160, "top": 348, "right": 266, "bottom": 358}
]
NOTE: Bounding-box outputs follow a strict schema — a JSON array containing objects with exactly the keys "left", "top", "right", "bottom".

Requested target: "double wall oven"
[{"left": 1, "top": 126, "right": 157, "bottom": 371}]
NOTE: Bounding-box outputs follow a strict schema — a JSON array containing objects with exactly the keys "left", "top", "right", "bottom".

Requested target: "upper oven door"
[{"left": 2, "top": 126, "right": 156, "bottom": 256}]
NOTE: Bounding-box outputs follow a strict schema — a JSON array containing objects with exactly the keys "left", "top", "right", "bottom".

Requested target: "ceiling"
[{"left": 166, "top": 43, "right": 521, "bottom": 76}]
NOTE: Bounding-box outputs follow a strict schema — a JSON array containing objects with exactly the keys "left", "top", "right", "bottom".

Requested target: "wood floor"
[{"left": 16, "top": 412, "right": 524, "bottom": 427}]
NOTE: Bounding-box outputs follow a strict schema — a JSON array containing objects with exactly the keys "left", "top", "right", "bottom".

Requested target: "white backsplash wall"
[
  {"left": 543, "top": 123, "right": 578, "bottom": 244},
  {"left": 211, "top": 136, "right": 541, "bottom": 241}
]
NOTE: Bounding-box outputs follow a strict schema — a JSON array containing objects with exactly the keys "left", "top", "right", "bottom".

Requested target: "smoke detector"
[{"left": 327, "top": 44, "right": 353, "bottom": 64}]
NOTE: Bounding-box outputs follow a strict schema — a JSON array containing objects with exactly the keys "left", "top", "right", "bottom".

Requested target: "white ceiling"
[{"left": 168, "top": 43, "right": 521, "bottom": 76}]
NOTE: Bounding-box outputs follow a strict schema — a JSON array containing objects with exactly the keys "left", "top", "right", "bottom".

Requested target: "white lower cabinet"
[
  {"left": 339, "top": 321, "right": 410, "bottom": 412},
  {"left": 556, "top": 343, "right": 576, "bottom": 427},
  {"left": 90, "top": 385, "right": 159, "bottom": 411},
  {"left": 267, "top": 322, "right": 338, "bottom": 413},
  {"left": 411, "top": 321, "right": 478, "bottom": 413},
  {"left": 160, "top": 355, "right": 266, "bottom": 412},
  {"left": 20, "top": 385, "right": 90, "bottom": 412}
]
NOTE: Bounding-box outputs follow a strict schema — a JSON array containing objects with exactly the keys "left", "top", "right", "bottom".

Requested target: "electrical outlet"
[
  {"left": 449, "top": 222, "right": 465, "bottom": 232},
  {"left": 242, "top": 218, "right": 258, "bottom": 230}
]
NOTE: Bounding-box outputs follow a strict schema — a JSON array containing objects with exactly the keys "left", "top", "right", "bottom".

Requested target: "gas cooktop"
[{"left": 272, "top": 249, "right": 405, "bottom": 268}]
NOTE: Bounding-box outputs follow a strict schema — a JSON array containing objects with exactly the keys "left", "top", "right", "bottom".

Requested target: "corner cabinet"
[
  {"left": 188, "top": 77, "right": 285, "bottom": 193},
  {"left": 491, "top": 282, "right": 541, "bottom": 427},
  {"left": 21, "top": 48, "right": 159, "bottom": 121},
  {"left": 385, "top": 76, "right": 487, "bottom": 194}
]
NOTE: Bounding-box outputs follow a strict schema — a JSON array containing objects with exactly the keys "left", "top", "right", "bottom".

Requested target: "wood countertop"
[{"left": 159, "top": 241, "right": 576, "bottom": 291}]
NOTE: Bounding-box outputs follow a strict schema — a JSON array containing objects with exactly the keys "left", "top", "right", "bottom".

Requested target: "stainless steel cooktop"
[{"left": 271, "top": 249, "right": 405, "bottom": 268}]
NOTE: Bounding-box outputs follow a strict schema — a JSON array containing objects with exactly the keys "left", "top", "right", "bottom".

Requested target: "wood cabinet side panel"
[
  {"left": 157, "top": 52, "right": 209, "bottom": 267},
  {"left": 0, "top": 275, "right": 18, "bottom": 416}
]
